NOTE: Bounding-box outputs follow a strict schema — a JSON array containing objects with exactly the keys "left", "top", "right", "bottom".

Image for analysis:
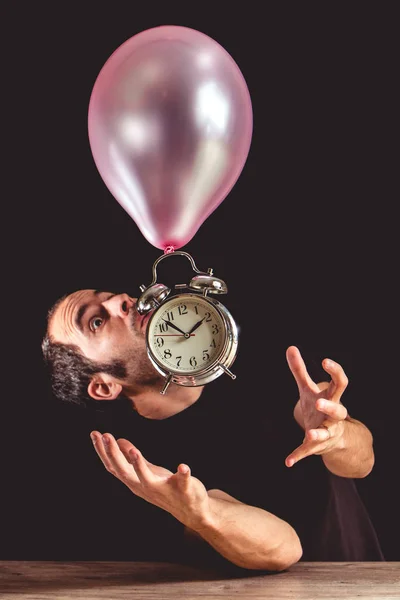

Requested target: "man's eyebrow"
[{"left": 75, "top": 304, "right": 89, "bottom": 333}]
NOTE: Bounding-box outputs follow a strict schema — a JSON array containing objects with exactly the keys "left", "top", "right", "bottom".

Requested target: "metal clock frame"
[{"left": 137, "top": 251, "right": 238, "bottom": 395}]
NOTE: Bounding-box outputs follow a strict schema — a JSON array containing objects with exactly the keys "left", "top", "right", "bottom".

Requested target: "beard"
[
  {"left": 124, "top": 345, "right": 164, "bottom": 389},
  {"left": 122, "top": 305, "right": 164, "bottom": 389},
  {"left": 130, "top": 302, "right": 142, "bottom": 329}
]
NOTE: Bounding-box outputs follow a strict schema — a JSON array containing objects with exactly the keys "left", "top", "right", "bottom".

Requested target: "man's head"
[{"left": 42, "top": 290, "right": 162, "bottom": 408}]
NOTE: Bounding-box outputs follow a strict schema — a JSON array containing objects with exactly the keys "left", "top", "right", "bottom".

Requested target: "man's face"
[{"left": 49, "top": 289, "right": 159, "bottom": 387}]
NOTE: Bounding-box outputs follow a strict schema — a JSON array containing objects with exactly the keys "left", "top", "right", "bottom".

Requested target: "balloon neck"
[{"left": 164, "top": 245, "right": 175, "bottom": 254}]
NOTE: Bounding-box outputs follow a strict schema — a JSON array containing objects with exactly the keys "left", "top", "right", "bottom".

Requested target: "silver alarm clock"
[{"left": 136, "top": 251, "right": 238, "bottom": 395}]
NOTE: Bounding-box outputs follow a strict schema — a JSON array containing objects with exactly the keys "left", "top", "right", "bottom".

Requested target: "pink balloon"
[{"left": 88, "top": 25, "right": 253, "bottom": 250}]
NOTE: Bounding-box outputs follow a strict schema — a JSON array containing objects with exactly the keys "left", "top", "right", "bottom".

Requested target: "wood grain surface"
[{"left": 0, "top": 561, "right": 399, "bottom": 600}]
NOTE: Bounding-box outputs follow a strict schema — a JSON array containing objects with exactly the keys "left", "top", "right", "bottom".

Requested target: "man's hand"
[
  {"left": 90, "top": 432, "right": 210, "bottom": 530},
  {"left": 284, "top": 346, "right": 349, "bottom": 467},
  {"left": 90, "top": 432, "right": 303, "bottom": 570}
]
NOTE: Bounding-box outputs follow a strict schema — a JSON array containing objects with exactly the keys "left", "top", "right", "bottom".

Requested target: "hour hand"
[
  {"left": 187, "top": 317, "right": 206, "bottom": 335},
  {"left": 162, "top": 319, "right": 186, "bottom": 335}
]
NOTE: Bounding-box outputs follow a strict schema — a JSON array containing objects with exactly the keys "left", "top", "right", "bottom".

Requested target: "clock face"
[{"left": 147, "top": 294, "right": 226, "bottom": 374}]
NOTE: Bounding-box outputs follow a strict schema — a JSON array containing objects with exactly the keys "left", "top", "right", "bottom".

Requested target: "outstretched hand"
[
  {"left": 90, "top": 432, "right": 211, "bottom": 530},
  {"left": 285, "top": 346, "right": 349, "bottom": 467}
]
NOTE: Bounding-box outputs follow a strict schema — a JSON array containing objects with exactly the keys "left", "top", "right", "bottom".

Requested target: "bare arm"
[
  {"left": 187, "top": 489, "right": 302, "bottom": 571},
  {"left": 320, "top": 414, "right": 374, "bottom": 478},
  {"left": 91, "top": 432, "right": 302, "bottom": 571}
]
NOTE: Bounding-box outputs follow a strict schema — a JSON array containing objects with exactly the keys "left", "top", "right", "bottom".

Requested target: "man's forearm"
[
  {"left": 188, "top": 491, "right": 302, "bottom": 571},
  {"left": 321, "top": 416, "right": 375, "bottom": 478}
]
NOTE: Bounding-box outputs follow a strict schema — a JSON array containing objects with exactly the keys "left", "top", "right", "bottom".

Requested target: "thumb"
[
  {"left": 176, "top": 463, "right": 191, "bottom": 487},
  {"left": 178, "top": 463, "right": 191, "bottom": 476}
]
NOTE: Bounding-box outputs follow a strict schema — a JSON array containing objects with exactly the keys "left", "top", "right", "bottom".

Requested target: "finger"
[
  {"left": 316, "top": 398, "right": 348, "bottom": 421},
  {"left": 118, "top": 439, "right": 158, "bottom": 472},
  {"left": 128, "top": 448, "right": 156, "bottom": 485},
  {"left": 285, "top": 440, "right": 326, "bottom": 467},
  {"left": 100, "top": 433, "right": 140, "bottom": 483},
  {"left": 117, "top": 438, "right": 143, "bottom": 461},
  {"left": 322, "top": 358, "right": 349, "bottom": 401},
  {"left": 90, "top": 431, "right": 115, "bottom": 473},
  {"left": 172, "top": 463, "right": 191, "bottom": 489},
  {"left": 305, "top": 427, "right": 332, "bottom": 443},
  {"left": 286, "top": 346, "right": 318, "bottom": 391},
  {"left": 177, "top": 463, "right": 191, "bottom": 481},
  {"left": 178, "top": 463, "right": 191, "bottom": 476}
]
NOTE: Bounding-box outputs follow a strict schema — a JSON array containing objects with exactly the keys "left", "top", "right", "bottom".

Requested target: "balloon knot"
[{"left": 164, "top": 245, "right": 175, "bottom": 254}]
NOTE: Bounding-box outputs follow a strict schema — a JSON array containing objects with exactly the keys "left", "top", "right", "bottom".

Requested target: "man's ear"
[{"left": 87, "top": 374, "right": 123, "bottom": 401}]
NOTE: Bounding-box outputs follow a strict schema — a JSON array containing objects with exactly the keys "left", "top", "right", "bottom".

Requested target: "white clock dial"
[{"left": 147, "top": 294, "right": 226, "bottom": 374}]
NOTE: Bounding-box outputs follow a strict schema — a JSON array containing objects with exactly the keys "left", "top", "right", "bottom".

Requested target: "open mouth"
[
  {"left": 140, "top": 312, "right": 152, "bottom": 331},
  {"left": 131, "top": 301, "right": 153, "bottom": 332}
]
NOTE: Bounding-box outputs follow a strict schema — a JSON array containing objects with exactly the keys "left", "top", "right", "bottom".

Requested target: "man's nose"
[{"left": 102, "top": 294, "right": 135, "bottom": 318}]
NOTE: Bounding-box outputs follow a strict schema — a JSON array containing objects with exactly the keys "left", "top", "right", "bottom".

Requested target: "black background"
[{"left": 3, "top": 3, "right": 398, "bottom": 561}]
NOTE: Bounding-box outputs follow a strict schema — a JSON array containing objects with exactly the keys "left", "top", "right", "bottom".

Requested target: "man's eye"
[{"left": 90, "top": 317, "right": 103, "bottom": 332}]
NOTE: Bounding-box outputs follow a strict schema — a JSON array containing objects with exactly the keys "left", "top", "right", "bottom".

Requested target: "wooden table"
[{"left": 0, "top": 561, "right": 399, "bottom": 599}]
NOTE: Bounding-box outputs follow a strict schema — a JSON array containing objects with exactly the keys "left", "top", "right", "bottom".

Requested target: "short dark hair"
[{"left": 41, "top": 294, "right": 127, "bottom": 409}]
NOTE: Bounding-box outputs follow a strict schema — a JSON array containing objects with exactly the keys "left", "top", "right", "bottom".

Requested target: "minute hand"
[{"left": 187, "top": 317, "right": 206, "bottom": 335}]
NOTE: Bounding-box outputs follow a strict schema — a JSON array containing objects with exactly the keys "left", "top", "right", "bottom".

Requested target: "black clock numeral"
[
  {"left": 159, "top": 322, "right": 168, "bottom": 333},
  {"left": 176, "top": 356, "right": 182, "bottom": 367},
  {"left": 202, "top": 350, "right": 210, "bottom": 361},
  {"left": 178, "top": 304, "right": 188, "bottom": 315},
  {"left": 156, "top": 337, "right": 164, "bottom": 348},
  {"left": 166, "top": 310, "right": 174, "bottom": 321},
  {"left": 163, "top": 349, "right": 172, "bottom": 359},
  {"left": 204, "top": 311, "right": 212, "bottom": 322},
  {"left": 210, "top": 339, "right": 216, "bottom": 348},
  {"left": 190, "top": 356, "right": 197, "bottom": 368},
  {"left": 212, "top": 324, "right": 219, "bottom": 335},
  {"left": 194, "top": 305, "right": 199, "bottom": 315}
]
